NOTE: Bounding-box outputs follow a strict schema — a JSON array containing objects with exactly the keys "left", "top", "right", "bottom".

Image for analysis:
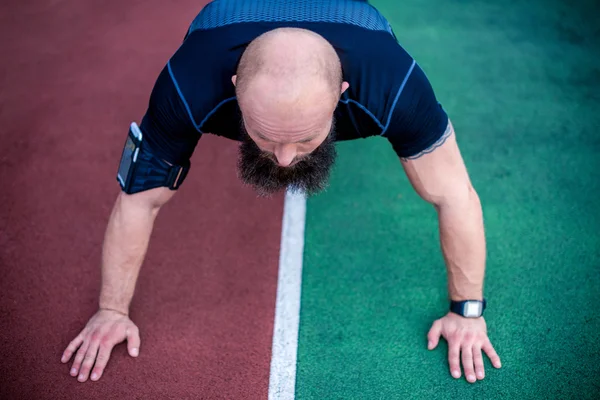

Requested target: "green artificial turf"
[{"left": 295, "top": 0, "right": 600, "bottom": 398}]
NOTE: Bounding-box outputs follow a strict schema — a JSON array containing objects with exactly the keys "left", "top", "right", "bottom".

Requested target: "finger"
[
  {"left": 473, "top": 345, "right": 485, "bottom": 380},
  {"left": 461, "top": 342, "right": 476, "bottom": 383},
  {"left": 70, "top": 339, "right": 90, "bottom": 377},
  {"left": 448, "top": 340, "right": 462, "bottom": 379},
  {"left": 78, "top": 340, "right": 100, "bottom": 382},
  {"left": 126, "top": 326, "right": 141, "bottom": 357},
  {"left": 62, "top": 333, "right": 84, "bottom": 363},
  {"left": 427, "top": 320, "right": 442, "bottom": 350},
  {"left": 90, "top": 342, "right": 114, "bottom": 381},
  {"left": 482, "top": 339, "right": 502, "bottom": 368}
]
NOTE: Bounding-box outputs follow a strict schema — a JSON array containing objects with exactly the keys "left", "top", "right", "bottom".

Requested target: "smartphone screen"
[{"left": 117, "top": 134, "right": 137, "bottom": 188}]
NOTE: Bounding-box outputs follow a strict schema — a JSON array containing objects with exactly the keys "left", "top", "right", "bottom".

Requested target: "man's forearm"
[
  {"left": 98, "top": 193, "right": 160, "bottom": 315},
  {"left": 436, "top": 187, "right": 486, "bottom": 301}
]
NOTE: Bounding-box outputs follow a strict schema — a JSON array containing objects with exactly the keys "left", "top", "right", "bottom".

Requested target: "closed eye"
[
  {"left": 298, "top": 136, "right": 318, "bottom": 144},
  {"left": 255, "top": 131, "right": 318, "bottom": 144}
]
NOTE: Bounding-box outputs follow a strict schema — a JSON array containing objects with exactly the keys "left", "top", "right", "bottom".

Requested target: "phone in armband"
[{"left": 117, "top": 122, "right": 143, "bottom": 192}]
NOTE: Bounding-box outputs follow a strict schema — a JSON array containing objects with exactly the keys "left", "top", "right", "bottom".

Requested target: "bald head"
[
  {"left": 233, "top": 27, "right": 348, "bottom": 158},
  {"left": 232, "top": 28, "right": 349, "bottom": 197},
  {"left": 235, "top": 27, "right": 343, "bottom": 105}
]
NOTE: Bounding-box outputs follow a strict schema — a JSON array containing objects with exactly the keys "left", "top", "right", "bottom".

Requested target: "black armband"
[{"left": 116, "top": 123, "right": 190, "bottom": 194}]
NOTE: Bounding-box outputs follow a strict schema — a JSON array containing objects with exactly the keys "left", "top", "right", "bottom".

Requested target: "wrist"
[
  {"left": 450, "top": 296, "right": 484, "bottom": 302},
  {"left": 449, "top": 291, "right": 484, "bottom": 302},
  {"left": 98, "top": 300, "right": 129, "bottom": 316},
  {"left": 99, "top": 307, "right": 129, "bottom": 316}
]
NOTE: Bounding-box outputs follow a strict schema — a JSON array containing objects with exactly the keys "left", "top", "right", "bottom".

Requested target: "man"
[{"left": 61, "top": 0, "right": 502, "bottom": 385}]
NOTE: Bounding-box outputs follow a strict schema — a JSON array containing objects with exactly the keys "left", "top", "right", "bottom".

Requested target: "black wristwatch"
[{"left": 450, "top": 299, "right": 487, "bottom": 318}]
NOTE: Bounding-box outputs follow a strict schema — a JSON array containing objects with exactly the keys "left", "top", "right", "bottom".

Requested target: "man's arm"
[
  {"left": 400, "top": 120, "right": 501, "bottom": 383},
  {"left": 400, "top": 120, "right": 485, "bottom": 300},
  {"left": 62, "top": 187, "right": 175, "bottom": 382},
  {"left": 100, "top": 187, "right": 175, "bottom": 313},
  {"left": 62, "top": 33, "right": 203, "bottom": 382}
]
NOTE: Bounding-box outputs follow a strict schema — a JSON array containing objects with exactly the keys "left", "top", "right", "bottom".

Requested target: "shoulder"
[
  {"left": 316, "top": 24, "right": 417, "bottom": 139},
  {"left": 384, "top": 62, "right": 449, "bottom": 158},
  {"left": 167, "top": 30, "right": 240, "bottom": 129}
]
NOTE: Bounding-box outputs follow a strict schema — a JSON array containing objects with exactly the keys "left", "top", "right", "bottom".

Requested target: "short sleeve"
[
  {"left": 139, "top": 62, "right": 201, "bottom": 166},
  {"left": 384, "top": 63, "right": 449, "bottom": 158}
]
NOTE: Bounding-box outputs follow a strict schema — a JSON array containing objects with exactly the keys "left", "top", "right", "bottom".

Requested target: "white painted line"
[{"left": 268, "top": 189, "right": 307, "bottom": 400}]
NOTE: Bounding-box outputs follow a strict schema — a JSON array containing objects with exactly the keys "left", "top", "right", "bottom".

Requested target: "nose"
[{"left": 273, "top": 144, "right": 297, "bottom": 167}]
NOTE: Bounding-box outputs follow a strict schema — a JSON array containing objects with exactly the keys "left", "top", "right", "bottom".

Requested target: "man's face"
[{"left": 237, "top": 119, "right": 337, "bottom": 197}]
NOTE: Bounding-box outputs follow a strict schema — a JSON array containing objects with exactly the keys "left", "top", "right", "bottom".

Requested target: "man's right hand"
[{"left": 61, "top": 309, "right": 141, "bottom": 382}]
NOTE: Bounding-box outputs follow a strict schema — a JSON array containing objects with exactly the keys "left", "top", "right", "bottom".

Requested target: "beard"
[{"left": 237, "top": 120, "right": 337, "bottom": 198}]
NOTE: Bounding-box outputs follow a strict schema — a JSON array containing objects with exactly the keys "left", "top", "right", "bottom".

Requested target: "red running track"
[{"left": 0, "top": 1, "right": 284, "bottom": 398}]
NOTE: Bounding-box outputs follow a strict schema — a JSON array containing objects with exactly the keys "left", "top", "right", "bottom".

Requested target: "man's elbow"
[
  {"left": 424, "top": 183, "right": 480, "bottom": 212},
  {"left": 118, "top": 186, "right": 176, "bottom": 217}
]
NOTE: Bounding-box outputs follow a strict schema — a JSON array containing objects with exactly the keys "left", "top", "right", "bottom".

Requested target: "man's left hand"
[{"left": 427, "top": 312, "right": 502, "bottom": 383}]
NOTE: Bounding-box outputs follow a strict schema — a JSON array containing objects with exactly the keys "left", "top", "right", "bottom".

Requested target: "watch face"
[{"left": 465, "top": 301, "right": 481, "bottom": 317}]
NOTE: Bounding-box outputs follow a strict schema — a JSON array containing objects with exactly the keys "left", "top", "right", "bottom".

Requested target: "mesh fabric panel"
[{"left": 189, "top": 0, "right": 393, "bottom": 33}]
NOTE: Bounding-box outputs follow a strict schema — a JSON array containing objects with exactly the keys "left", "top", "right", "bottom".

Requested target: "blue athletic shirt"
[{"left": 139, "top": 0, "right": 449, "bottom": 170}]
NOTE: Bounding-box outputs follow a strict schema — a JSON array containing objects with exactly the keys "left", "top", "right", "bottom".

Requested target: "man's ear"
[
  {"left": 232, "top": 75, "right": 237, "bottom": 86},
  {"left": 341, "top": 81, "right": 350, "bottom": 94}
]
